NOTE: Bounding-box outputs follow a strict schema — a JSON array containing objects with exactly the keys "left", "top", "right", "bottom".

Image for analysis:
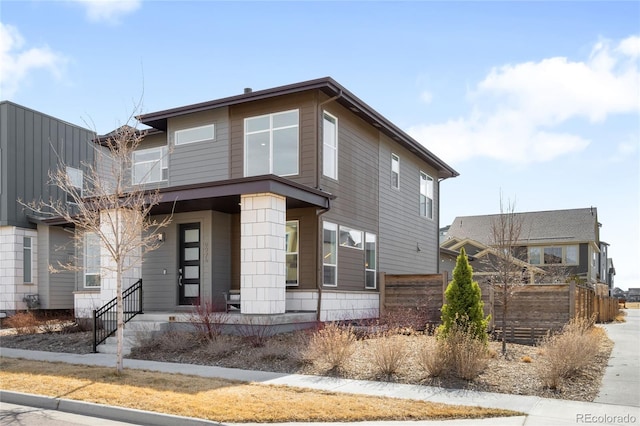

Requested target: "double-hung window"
[
  {"left": 132, "top": 146, "right": 168, "bottom": 184},
  {"left": 286, "top": 221, "right": 299, "bottom": 286},
  {"left": 84, "top": 232, "right": 101, "bottom": 288},
  {"left": 419, "top": 172, "right": 434, "bottom": 219},
  {"left": 23, "top": 237, "right": 32, "bottom": 283},
  {"left": 245, "top": 109, "right": 299, "bottom": 176},
  {"left": 323, "top": 222, "right": 337, "bottom": 286},
  {"left": 323, "top": 112, "right": 338, "bottom": 180},
  {"left": 66, "top": 167, "right": 83, "bottom": 203},
  {"left": 175, "top": 124, "right": 215, "bottom": 145},
  {"left": 365, "top": 233, "right": 377, "bottom": 289},
  {"left": 391, "top": 154, "right": 400, "bottom": 189}
]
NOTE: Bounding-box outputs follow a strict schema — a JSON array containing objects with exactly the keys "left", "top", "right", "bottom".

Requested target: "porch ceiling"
[{"left": 150, "top": 175, "right": 334, "bottom": 215}]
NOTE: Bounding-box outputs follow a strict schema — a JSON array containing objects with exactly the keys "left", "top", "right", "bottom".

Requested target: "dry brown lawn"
[{"left": 0, "top": 358, "right": 519, "bottom": 423}]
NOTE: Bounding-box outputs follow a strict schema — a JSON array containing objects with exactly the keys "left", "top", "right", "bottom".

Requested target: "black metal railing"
[{"left": 93, "top": 279, "right": 143, "bottom": 352}]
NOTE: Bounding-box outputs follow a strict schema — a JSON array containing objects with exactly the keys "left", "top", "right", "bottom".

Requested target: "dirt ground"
[{"left": 0, "top": 319, "right": 613, "bottom": 403}]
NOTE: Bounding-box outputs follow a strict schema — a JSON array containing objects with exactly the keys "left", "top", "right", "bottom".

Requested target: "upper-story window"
[
  {"left": 419, "top": 172, "right": 434, "bottom": 219},
  {"left": 340, "top": 226, "right": 363, "bottom": 249},
  {"left": 132, "top": 146, "right": 168, "bottom": 185},
  {"left": 323, "top": 111, "right": 338, "bottom": 180},
  {"left": 528, "top": 245, "right": 579, "bottom": 265},
  {"left": 244, "top": 109, "right": 299, "bottom": 177},
  {"left": 391, "top": 153, "right": 400, "bottom": 189},
  {"left": 84, "top": 232, "right": 101, "bottom": 288},
  {"left": 175, "top": 124, "right": 215, "bottom": 146},
  {"left": 66, "top": 166, "right": 83, "bottom": 203}
]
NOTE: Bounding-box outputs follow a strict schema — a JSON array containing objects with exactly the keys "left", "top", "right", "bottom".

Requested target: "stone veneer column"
[
  {"left": 99, "top": 209, "right": 141, "bottom": 305},
  {"left": 240, "top": 193, "right": 286, "bottom": 314},
  {"left": 0, "top": 226, "right": 38, "bottom": 313}
]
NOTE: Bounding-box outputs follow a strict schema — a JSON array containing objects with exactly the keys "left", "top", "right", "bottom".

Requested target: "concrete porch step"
[{"left": 96, "top": 314, "right": 169, "bottom": 355}]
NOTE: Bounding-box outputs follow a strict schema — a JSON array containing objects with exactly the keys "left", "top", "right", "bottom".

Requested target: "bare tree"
[
  {"left": 484, "top": 194, "right": 525, "bottom": 356},
  {"left": 23, "top": 115, "right": 171, "bottom": 373}
]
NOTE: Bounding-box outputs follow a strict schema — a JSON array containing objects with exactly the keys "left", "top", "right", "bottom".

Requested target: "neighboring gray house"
[
  {"left": 0, "top": 101, "right": 96, "bottom": 315},
  {"left": 69, "top": 77, "right": 459, "bottom": 322},
  {"left": 443, "top": 208, "right": 612, "bottom": 287}
]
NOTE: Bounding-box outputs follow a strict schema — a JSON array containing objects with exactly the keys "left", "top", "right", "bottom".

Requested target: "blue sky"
[{"left": 2, "top": 1, "right": 638, "bottom": 289}]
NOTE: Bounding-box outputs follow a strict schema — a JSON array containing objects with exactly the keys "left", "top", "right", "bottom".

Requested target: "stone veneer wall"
[
  {"left": 0, "top": 226, "right": 38, "bottom": 313},
  {"left": 286, "top": 290, "right": 379, "bottom": 322},
  {"left": 73, "top": 291, "right": 102, "bottom": 318},
  {"left": 240, "top": 193, "right": 286, "bottom": 314}
]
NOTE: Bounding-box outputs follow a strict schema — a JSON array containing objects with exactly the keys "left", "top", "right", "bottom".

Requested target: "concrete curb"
[{"left": 0, "top": 390, "right": 224, "bottom": 426}]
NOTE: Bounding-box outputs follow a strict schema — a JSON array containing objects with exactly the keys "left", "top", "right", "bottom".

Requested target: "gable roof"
[
  {"left": 136, "top": 77, "right": 458, "bottom": 179},
  {"left": 446, "top": 208, "right": 600, "bottom": 247}
]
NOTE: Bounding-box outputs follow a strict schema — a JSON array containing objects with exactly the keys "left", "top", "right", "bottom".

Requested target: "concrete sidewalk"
[{"left": 1, "top": 312, "right": 639, "bottom": 426}]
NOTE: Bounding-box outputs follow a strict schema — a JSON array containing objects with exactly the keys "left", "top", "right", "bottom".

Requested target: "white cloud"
[
  {"left": 70, "top": 0, "right": 141, "bottom": 24},
  {"left": 609, "top": 139, "right": 639, "bottom": 163},
  {"left": 0, "top": 22, "right": 67, "bottom": 99},
  {"left": 409, "top": 36, "right": 640, "bottom": 164},
  {"left": 420, "top": 90, "right": 433, "bottom": 104}
]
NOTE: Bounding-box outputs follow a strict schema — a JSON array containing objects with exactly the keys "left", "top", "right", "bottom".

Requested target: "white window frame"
[
  {"left": 286, "top": 220, "right": 299, "bottom": 287},
  {"left": 528, "top": 245, "right": 579, "bottom": 265},
  {"left": 339, "top": 226, "right": 363, "bottom": 250},
  {"left": 23, "top": 237, "right": 33, "bottom": 283},
  {"left": 84, "top": 232, "right": 101, "bottom": 288},
  {"left": 365, "top": 233, "right": 376, "bottom": 289},
  {"left": 323, "top": 221, "right": 338, "bottom": 287},
  {"left": 419, "top": 171, "right": 434, "bottom": 219},
  {"left": 244, "top": 109, "right": 299, "bottom": 177},
  {"left": 175, "top": 124, "right": 215, "bottom": 146},
  {"left": 322, "top": 111, "right": 338, "bottom": 180},
  {"left": 66, "top": 166, "right": 83, "bottom": 204},
  {"left": 132, "top": 146, "right": 168, "bottom": 185},
  {"left": 391, "top": 153, "right": 400, "bottom": 189}
]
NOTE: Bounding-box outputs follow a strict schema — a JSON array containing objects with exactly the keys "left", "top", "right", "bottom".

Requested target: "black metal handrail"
[{"left": 93, "top": 279, "right": 143, "bottom": 352}]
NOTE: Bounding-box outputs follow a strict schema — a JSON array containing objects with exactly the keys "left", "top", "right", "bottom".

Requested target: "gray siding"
[
  {"left": 319, "top": 103, "right": 379, "bottom": 291},
  {"left": 46, "top": 226, "right": 75, "bottom": 309},
  {"left": 0, "top": 102, "right": 95, "bottom": 228},
  {"left": 378, "top": 133, "right": 440, "bottom": 275},
  {"left": 211, "top": 210, "right": 232, "bottom": 301},
  {"left": 168, "top": 108, "right": 230, "bottom": 186}
]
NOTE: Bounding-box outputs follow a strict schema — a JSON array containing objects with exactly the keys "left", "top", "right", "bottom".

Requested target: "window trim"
[
  {"left": 84, "top": 232, "right": 101, "bottom": 288},
  {"left": 339, "top": 226, "right": 364, "bottom": 250},
  {"left": 286, "top": 220, "right": 299, "bottom": 287},
  {"left": 23, "top": 236, "right": 33, "bottom": 284},
  {"left": 391, "top": 153, "right": 400, "bottom": 189},
  {"left": 175, "top": 124, "right": 215, "bottom": 146},
  {"left": 365, "top": 232, "right": 377, "bottom": 289},
  {"left": 323, "top": 221, "right": 338, "bottom": 287},
  {"left": 322, "top": 111, "right": 338, "bottom": 180},
  {"left": 244, "top": 109, "right": 299, "bottom": 177},
  {"left": 132, "top": 146, "right": 168, "bottom": 185},
  {"left": 419, "top": 171, "right": 434, "bottom": 220}
]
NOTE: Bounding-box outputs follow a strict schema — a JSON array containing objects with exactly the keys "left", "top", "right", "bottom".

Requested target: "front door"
[{"left": 178, "top": 223, "right": 200, "bottom": 306}]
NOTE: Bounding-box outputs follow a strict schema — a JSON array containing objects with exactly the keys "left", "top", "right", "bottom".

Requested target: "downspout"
[{"left": 315, "top": 90, "right": 341, "bottom": 322}]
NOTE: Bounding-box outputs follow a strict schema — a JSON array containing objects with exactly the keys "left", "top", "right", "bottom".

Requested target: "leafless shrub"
[
  {"left": 205, "top": 335, "right": 236, "bottom": 359},
  {"left": 304, "top": 322, "right": 356, "bottom": 372},
  {"left": 368, "top": 331, "right": 407, "bottom": 378},
  {"left": 417, "top": 338, "right": 449, "bottom": 378},
  {"left": 380, "top": 307, "right": 430, "bottom": 334},
  {"left": 235, "top": 317, "right": 277, "bottom": 348},
  {"left": 186, "top": 301, "right": 229, "bottom": 341},
  {"left": 536, "top": 316, "right": 604, "bottom": 389},
  {"left": 132, "top": 329, "right": 198, "bottom": 356},
  {"left": 5, "top": 311, "right": 40, "bottom": 335}
]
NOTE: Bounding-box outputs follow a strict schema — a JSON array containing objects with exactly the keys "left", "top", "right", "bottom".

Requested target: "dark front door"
[{"left": 178, "top": 223, "right": 200, "bottom": 306}]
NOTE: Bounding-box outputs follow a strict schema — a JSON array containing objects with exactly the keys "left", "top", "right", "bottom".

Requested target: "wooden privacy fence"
[{"left": 380, "top": 272, "right": 619, "bottom": 344}]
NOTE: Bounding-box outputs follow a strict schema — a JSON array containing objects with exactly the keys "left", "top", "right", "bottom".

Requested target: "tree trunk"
[
  {"left": 116, "top": 265, "right": 124, "bottom": 374},
  {"left": 501, "top": 286, "right": 507, "bottom": 356}
]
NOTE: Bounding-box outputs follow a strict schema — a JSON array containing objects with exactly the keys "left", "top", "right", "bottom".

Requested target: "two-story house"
[
  {"left": 70, "top": 77, "right": 458, "bottom": 322},
  {"left": 443, "top": 208, "right": 611, "bottom": 287},
  {"left": 0, "top": 101, "right": 96, "bottom": 316}
]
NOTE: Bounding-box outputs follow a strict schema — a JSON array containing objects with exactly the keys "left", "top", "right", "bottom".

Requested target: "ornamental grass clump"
[
  {"left": 304, "top": 322, "right": 356, "bottom": 372},
  {"left": 369, "top": 330, "right": 407, "bottom": 378}
]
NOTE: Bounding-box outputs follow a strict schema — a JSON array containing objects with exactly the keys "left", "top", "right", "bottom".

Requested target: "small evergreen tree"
[{"left": 439, "top": 247, "right": 490, "bottom": 341}]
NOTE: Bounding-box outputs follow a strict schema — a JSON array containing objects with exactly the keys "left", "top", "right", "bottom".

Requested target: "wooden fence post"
[
  {"left": 569, "top": 281, "right": 576, "bottom": 320},
  {"left": 379, "top": 272, "right": 386, "bottom": 318}
]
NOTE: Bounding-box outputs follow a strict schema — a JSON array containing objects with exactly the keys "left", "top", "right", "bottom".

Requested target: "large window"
[
  {"left": 528, "top": 245, "right": 579, "bottom": 265},
  {"left": 66, "top": 166, "right": 83, "bottom": 203},
  {"left": 391, "top": 154, "right": 400, "bottom": 189},
  {"left": 23, "top": 237, "right": 32, "bottom": 283},
  {"left": 323, "top": 222, "right": 337, "bottom": 286},
  {"left": 323, "top": 111, "right": 338, "bottom": 180},
  {"left": 286, "top": 221, "right": 299, "bottom": 286},
  {"left": 175, "top": 124, "right": 215, "bottom": 145},
  {"left": 419, "top": 172, "right": 434, "bottom": 219},
  {"left": 365, "top": 233, "right": 376, "bottom": 289},
  {"left": 84, "top": 232, "right": 101, "bottom": 287},
  {"left": 340, "top": 226, "right": 363, "bottom": 249},
  {"left": 245, "top": 109, "right": 299, "bottom": 177},
  {"left": 132, "top": 146, "right": 168, "bottom": 184}
]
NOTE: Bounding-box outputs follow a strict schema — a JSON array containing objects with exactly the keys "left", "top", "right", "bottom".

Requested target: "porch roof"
[{"left": 151, "top": 175, "right": 335, "bottom": 215}]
